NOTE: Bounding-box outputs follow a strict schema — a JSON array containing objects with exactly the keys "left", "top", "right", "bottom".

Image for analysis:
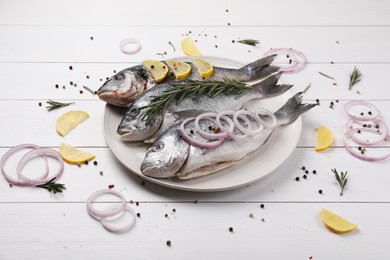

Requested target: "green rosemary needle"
[
  {"left": 237, "top": 39, "right": 259, "bottom": 46},
  {"left": 141, "top": 78, "right": 256, "bottom": 123},
  {"left": 348, "top": 66, "right": 362, "bottom": 90},
  {"left": 36, "top": 178, "right": 66, "bottom": 193},
  {"left": 332, "top": 168, "right": 348, "bottom": 196},
  {"left": 319, "top": 71, "right": 335, "bottom": 80},
  {"left": 46, "top": 100, "right": 74, "bottom": 111},
  {"left": 303, "top": 83, "right": 312, "bottom": 94},
  {"left": 168, "top": 41, "right": 176, "bottom": 52},
  {"left": 83, "top": 85, "right": 96, "bottom": 95}
]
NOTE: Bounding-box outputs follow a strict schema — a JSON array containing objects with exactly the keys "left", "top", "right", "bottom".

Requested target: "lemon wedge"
[
  {"left": 56, "top": 110, "right": 89, "bottom": 137},
  {"left": 181, "top": 37, "right": 202, "bottom": 56},
  {"left": 142, "top": 60, "right": 168, "bottom": 83},
  {"left": 315, "top": 125, "right": 333, "bottom": 151},
  {"left": 192, "top": 58, "right": 214, "bottom": 78},
  {"left": 166, "top": 60, "right": 192, "bottom": 80},
  {"left": 59, "top": 143, "right": 95, "bottom": 164},
  {"left": 320, "top": 208, "right": 357, "bottom": 234}
]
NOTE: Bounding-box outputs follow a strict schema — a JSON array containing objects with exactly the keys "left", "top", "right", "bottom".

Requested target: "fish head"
[
  {"left": 97, "top": 66, "right": 154, "bottom": 107},
  {"left": 117, "top": 103, "right": 163, "bottom": 141},
  {"left": 141, "top": 126, "right": 190, "bottom": 178}
]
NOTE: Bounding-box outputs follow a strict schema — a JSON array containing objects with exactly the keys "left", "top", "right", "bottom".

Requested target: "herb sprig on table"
[
  {"left": 237, "top": 39, "right": 259, "bottom": 46},
  {"left": 141, "top": 78, "right": 255, "bottom": 123},
  {"left": 46, "top": 100, "right": 75, "bottom": 111},
  {"left": 348, "top": 66, "right": 362, "bottom": 90},
  {"left": 36, "top": 178, "right": 66, "bottom": 193},
  {"left": 332, "top": 168, "right": 348, "bottom": 196}
]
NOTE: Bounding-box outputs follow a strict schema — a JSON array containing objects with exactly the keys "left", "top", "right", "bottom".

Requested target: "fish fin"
[
  {"left": 237, "top": 55, "right": 280, "bottom": 80},
  {"left": 178, "top": 161, "right": 236, "bottom": 180},
  {"left": 251, "top": 72, "right": 293, "bottom": 97},
  {"left": 274, "top": 92, "right": 317, "bottom": 125}
]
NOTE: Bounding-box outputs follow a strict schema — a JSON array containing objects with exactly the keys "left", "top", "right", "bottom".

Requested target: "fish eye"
[
  {"left": 154, "top": 143, "right": 164, "bottom": 151},
  {"left": 129, "top": 107, "right": 139, "bottom": 117},
  {"left": 114, "top": 73, "right": 124, "bottom": 81}
]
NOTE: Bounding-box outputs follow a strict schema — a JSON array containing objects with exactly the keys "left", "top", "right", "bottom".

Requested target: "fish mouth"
[
  {"left": 141, "top": 163, "right": 170, "bottom": 178},
  {"left": 98, "top": 91, "right": 130, "bottom": 107}
]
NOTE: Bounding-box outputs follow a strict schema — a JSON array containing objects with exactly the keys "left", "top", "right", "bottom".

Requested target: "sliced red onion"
[
  {"left": 120, "top": 38, "right": 141, "bottom": 55},
  {"left": 346, "top": 119, "right": 388, "bottom": 146},
  {"left": 344, "top": 100, "right": 380, "bottom": 121},
  {"left": 233, "top": 110, "right": 264, "bottom": 135},
  {"left": 194, "top": 112, "right": 229, "bottom": 140},
  {"left": 86, "top": 189, "right": 127, "bottom": 220},
  {"left": 100, "top": 205, "right": 136, "bottom": 233},
  {"left": 1, "top": 144, "right": 48, "bottom": 186},
  {"left": 263, "top": 48, "right": 307, "bottom": 73},
  {"left": 17, "top": 147, "right": 64, "bottom": 185},
  {"left": 343, "top": 133, "right": 390, "bottom": 161},
  {"left": 255, "top": 108, "right": 277, "bottom": 128}
]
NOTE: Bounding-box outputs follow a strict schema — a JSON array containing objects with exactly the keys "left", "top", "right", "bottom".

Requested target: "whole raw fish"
[
  {"left": 97, "top": 55, "right": 279, "bottom": 107},
  {"left": 140, "top": 92, "right": 316, "bottom": 179}
]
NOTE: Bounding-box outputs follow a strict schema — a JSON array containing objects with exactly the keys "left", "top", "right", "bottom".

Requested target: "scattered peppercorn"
[
  {"left": 90, "top": 36, "right": 94, "bottom": 40},
  {"left": 93, "top": 161, "right": 98, "bottom": 166},
  {"left": 227, "top": 23, "right": 231, "bottom": 26},
  {"left": 316, "top": 99, "right": 320, "bottom": 104},
  {"left": 232, "top": 40, "right": 235, "bottom": 43},
  {"left": 55, "top": 84, "right": 59, "bottom": 89},
  {"left": 301, "top": 166, "right": 306, "bottom": 170},
  {"left": 330, "top": 102, "right": 334, "bottom": 105},
  {"left": 305, "top": 170, "right": 309, "bottom": 174},
  {"left": 303, "top": 174, "right": 307, "bottom": 179},
  {"left": 108, "top": 184, "right": 114, "bottom": 189},
  {"left": 318, "top": 189, "right": 323, "bottom": 194},
  {"left": 79, "top": 90, "right": 83, "bottom": 94},
  {"left": 69, "top": 66, "right": 73, "bottom": 70},
  {"left": 84, "top": 160, "right": 88, "bottom": 165},
  {"left": 215, "top": 45, "right": 218, "bottom": 48},
  {"left": 375, "top": 125, "right": 380, "bottom": 129},
  {"left": 229, "top": 227, "right": 234, "bottom": 232},
  {"left": 165, "top": 214, "right": 168, "bottom": 218},
  {"left": 151, "top": 65, "right": 155, "bottom": 69},
  {"left": 172, "top": 208, "right": 176, "bottom": 213},
  {"left": 166, "top": 240, "right": 171, "bottom": 246},
  {"left": 358, "top": 146, "right": 362, "bottom": 150},
  {"left": 77, "top": 163, "right": 81, "bottom": 167},
  {"left": 136, "top": 201, "right": 139, "bottom": 206},
  {"left": 368, "top": 111, "right": 372, "bottom": 115},
  {"left": 62, "top": 86, "right": 66, "bottom": 89},
  {"left": 312, "top": 170, "right": 317, "bottom": 174},
  {"left": 141, "top": 180, "right": 145, "bottom": 186},
  {"left": 70, "top": 81, "right": 73, "bottom": 85},
  {"left": 360, "top": 112, "right": 364, "bottom": 116},
  {"left": 99, "top": 171, "right": 103, "bottom": 176},
  {"left": 295, "top": 177, "right": 300, "bottom": 181},
  {"left": 136, "top": 213, "right": 141, "bottom": 217},
  {"left": 86, "top": 75, "right": 90, "bottom": 79},
  {"left": 249, "top": 213, "right": 254, "bottom": 218},
  {"left": 9, "top": 183, "right": 13, "bottom": 188},
  {"left": 357, "top": 130, "right": 361, "bottom": 133},
  {"left": 38, "top": 102, "right": 42, "bottom": 107}
]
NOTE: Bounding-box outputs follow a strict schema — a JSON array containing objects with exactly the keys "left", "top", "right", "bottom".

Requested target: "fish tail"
[
  {"left": 252, "top": 72, "right": 293, "bottom": 97},
  {"left": 274, "top": 92, "right": 317, "bottom": 125},
  {"left": 237, "top": 55, "right": 280, "bottom": 80}
]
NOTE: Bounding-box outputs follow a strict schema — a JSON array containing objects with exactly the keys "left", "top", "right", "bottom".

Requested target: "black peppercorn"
[
  {"left": 229, "top": 227, "right": 233, "bottom": 232},
  {"left": 303, "top": 174, "right": 307, "bottom": 179},
  {"left": 312, "top": 170, "right": 317, "bottom": 174},
  {"left": 166, "top": 240, "right": 171, "bottom": 246},
  {"left": 260, "top": 204, "right": 265, "bottom": 209},
  {"left": 318, "top": 190, "right": 323, "bottom": 194},
  {"left": 136, "top": 213, "right": 141, "bottom": 217},
  {"left": 295, "top": 177, "right": 300, "bottom": 181},
  {"left": 93, "top": 161, "right": 98, "bottom": 166},
  {"left": 301, "top": 166, "right": 306, "bottom": 170}
]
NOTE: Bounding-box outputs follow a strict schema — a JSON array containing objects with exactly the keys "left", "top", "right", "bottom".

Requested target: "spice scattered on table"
[
  {"left": 348, "top": 66, "right": 362, "bottom": 90},
  {"left": 318, "top": 71, "right": 335, "bottom": 80},
  {"left": 332, "top": 168, "right": 348, "bottom": 196}
]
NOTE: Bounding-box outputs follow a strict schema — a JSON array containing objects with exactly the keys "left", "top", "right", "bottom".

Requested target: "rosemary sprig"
[
  {"left": 349, "top": 66, "right": 362, "bottom": 90},
  {"left": 46, "top": 100, "right": 74, "bottom": 111},
  {"left": 303, "top": 83, "right": 312, "bottom": 94},
  {"left": 156, "top": 51, "right": 167, "bottom": 59},
  {"left": 331, "top": 168, "right": 348, "bottom": 196},
  {"left": 168, "top": 41, "right": 176, "bottom": 52},
  {"left": 36, "top": 178, "right": 66, "bottom": 193},
  {"left": 237, "top": 39, "right": 259, "bottom": 46},
  {"left": 83, "top": 85, "right": 96, "bottom": 95},
  {"left": 141, "top": 78, "right": 255, "bottom": 123},
  {"left": 319, "top": 71, "right": 335, "bottom": 80}
]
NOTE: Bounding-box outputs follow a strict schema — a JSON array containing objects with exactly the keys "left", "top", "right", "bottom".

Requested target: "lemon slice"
[
  {"left": 315, "top": 125, "right": 333, "bottom": 151},
  {"left": 320, "top": 208, "right": 357, "bottom": 234},
  {"left": 166, "top": 60, "right": 192, "bottom": 80},
  {"left": 56, "top": 110, "right": 89, "bottom": 137},
  {"left": 142, "top": 60, "right": 168, "bottom": 83},
  {"left": 181, "top": 37, "right": 202, "bottom": 56},
  {"left": 192, "top": 58, "right": 214, "bottom": 78},
  {"left": 59, "top": 143, "right": 95, "bottom": 164}
]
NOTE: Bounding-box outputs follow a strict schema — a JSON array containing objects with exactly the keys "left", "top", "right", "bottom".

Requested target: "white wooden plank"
[
  {"left": 1, "top": 100, "right": 389, "bottom": 147},
  {"left": 0, "top": 0, "right": 389, "bottom": 26},
  {"left": 1, "top": 62, "right": 389, "bottom": 101},
  {"left": 0, "top": 26, "right": 390, "bottom": 63},
  {"left": 0, "top": 202, "right": 388, "bottom": 259},
  {"left": 0, "top": 147, "right": 389, "bottom": 203}
]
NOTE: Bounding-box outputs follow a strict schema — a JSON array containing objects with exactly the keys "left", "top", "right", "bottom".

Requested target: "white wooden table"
[{"left": 1, "top": 1, "right": 390, "bottom": 259}]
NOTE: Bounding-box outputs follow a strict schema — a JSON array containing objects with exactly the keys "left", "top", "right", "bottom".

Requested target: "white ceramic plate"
[{"left": 103, "top": 56, "right": 301, "bottom": 192}]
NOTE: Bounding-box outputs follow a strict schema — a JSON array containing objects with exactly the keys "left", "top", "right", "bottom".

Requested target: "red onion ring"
[
  {"left": 344, "top": 100, "right": 380, "bottom": 121},
  {"left": 263, "top": 48, "right": 307, "bottom": 73},
  {"left": 194, "top": 112, "right": 229, "bottom": 140},
  {"left": 233, "top": 110, "right": 264, "bottom": 135},
  {"left": 86, "top": 189, "right": 127, "bottom": 220},
  {"left": 255, "top": 108, "right": 277, "bottom": 128},
  {"left": 343, "top": 132, "right": 390, "bottom": 161},
  {"left": 100, "top": 205, "right": 136, "bottom": 233},
  {"left": 346, "top": 119, "right": 388, "bottom": 146},
  {"left": 120, "top": 38, "right": 141, "bottom": 55},
  {"left": 17, "top": 147, "right": 64, "bottom": 185},
  {"left": 1, "top": 144, "right": 49, "bottom": 186}
]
